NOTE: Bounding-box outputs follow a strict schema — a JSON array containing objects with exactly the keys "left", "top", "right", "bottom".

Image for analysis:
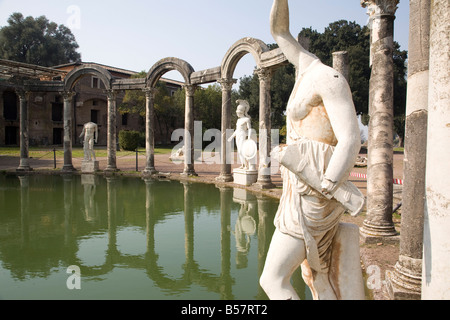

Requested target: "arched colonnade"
[{"left": 17, "top": 37, "right": 287, "bottom": 187}]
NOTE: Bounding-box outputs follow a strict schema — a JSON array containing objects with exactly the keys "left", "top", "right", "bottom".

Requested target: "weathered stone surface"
[
  {"left": 422, "top": 0, "right": 450, "bottom": 300},
  {"left": 233, "top": 169, "right": 258, "bottom": 186},
  {"left": 81, "top": 160, "right": 99, "bottom": 173},
  {"left": 360, "top": 0, "right": 398, "bottom": 240}
]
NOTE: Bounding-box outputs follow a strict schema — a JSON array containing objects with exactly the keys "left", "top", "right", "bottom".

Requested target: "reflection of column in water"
[
  {"left": 81, "top": 174, "right": 97, "bottom": 222},
  {"left": 106, "top": 176, "right": 118, "bottom": 255},
  {"left": 182, "top": 182, "right": 194, "bottom": 264},
  {"left": 63, "top": 174, "right": 74, "bottom": 246},
  {"left": 19, "top": 175, "right": 30, "bottom": 244},
  {"left": 218, "top": 186, "right": 233, "bottom": 300},
  {"left": 144, "top": 177, "right": 155, "bottom": 255}
]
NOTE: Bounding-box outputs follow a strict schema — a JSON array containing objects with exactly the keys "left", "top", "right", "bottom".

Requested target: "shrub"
[{"left": 119, "top": 130, "right": 145, "bottom": 151}]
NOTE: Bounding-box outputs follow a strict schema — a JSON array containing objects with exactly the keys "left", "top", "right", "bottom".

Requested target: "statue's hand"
[{"left": 321, "top": 178, "right": 337, "bottom": 196}]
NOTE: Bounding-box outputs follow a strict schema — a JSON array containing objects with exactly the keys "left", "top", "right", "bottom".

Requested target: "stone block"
[
  {"left": 81, "top": 160, "right": 99, "bottom": 174},
  {"left": 233, "top": 169, "right": 258, "bottom": 186}
]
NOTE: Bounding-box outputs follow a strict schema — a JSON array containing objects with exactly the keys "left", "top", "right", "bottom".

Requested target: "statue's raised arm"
[{"left": 270, "top": 0, "right": 317, "bottom": 72}]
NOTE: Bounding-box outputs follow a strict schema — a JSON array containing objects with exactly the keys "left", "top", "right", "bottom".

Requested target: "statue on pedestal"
[
  {"left": 260, "top": 0, "right": 365, "bottom": 300},
  {"left": 228, "top": 100, "right": 257, "bottom": 171},
  {"left": 228, "top": 100, "right": 258, "bottom": 186},
  {"left": 80, "top": 122, "right": 98, "bottom": 162},
  {"left": 80, "top": 122, "right": 99, "bottom": 173}
]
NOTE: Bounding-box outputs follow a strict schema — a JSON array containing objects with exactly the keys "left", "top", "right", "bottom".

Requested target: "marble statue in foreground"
[{"left": 260, "top": 0, "right": 365, "bottom": 300}]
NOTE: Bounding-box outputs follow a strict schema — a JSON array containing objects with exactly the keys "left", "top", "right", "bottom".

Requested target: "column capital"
[
  {"left": 254, "top": 68, "right": 273, "bottom": 83},
  {"left": 105, "top": 89, "right": 117, "bottom": 101},
  {"left": 361, "top": 0, "right": 399, "bottom": 17},
  {"left": 62, "top": 91, "right": 76, "bottom": 101},
  {"left": 217, "top": 78, "right": 237, "bottom": 91},
  {"left": 183, "top": 84, "right": 197, "bottom": 97},
  {"left": 15, "top": 90, "right": 30, "bottom": 101},
  {"left": 143, "top": 87, "right": 157, "bottom": 98}
]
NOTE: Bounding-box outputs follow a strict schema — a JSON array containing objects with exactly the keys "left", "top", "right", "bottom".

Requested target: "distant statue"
[
  {"left": 228, "top": 100, "right": 257, "bottom": 171},
  {"left": 80, "top": 122, "right": 98, "bottom": 162},
  {"left": 259, "top": 0, "right": 365, "bottom": 300}
]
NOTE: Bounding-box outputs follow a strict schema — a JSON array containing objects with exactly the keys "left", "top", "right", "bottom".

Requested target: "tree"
[
  {"left": 298, "top": 20, "right": 372, "bottom": 116},
  {"left": 0, "top": 12, "right": 81, "bottom": 66},
  {"left": 119, "top": 72, "right": 185, "bottom": 145}
]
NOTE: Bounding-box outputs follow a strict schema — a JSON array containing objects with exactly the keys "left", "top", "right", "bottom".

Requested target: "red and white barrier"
[{"left": 349, "top": 172, "right": 403, "bottom": 185}]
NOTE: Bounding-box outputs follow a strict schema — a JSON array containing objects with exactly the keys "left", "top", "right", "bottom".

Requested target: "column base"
[
  {"left": 143, "top": 167, "right": 158, "bottom": 176},
  {"left": 62, "top": 165, "right": 76, "bottom": 173},
  {"left": 104, "top": 166, "right": 119, "bottom": 174},
  {"left": 181, "top": 170, "right": 198, "bottom": 177},
  {"left": 385, "top": 259, "right": 422, "bottom": 300},
  {"left": 216, "top": 174, "right": 233, "bottom": 183},
  {"left": 360, "top": 220, "right": 399, "bottom": 244},
  {"left": 16, "top": 166, "right": 33, "bottom": 172},
  {"left": 255, "top": 176, "right": 275, "bottom": 190}
]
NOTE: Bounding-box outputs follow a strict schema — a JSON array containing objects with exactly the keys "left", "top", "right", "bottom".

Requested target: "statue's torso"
[{"left": 287, "top": 63, "right": 338, "bottom": 146}]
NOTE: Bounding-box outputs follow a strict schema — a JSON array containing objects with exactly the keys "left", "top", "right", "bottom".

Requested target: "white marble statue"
[
  {"left": 228, "top": 100, "right": 257, "bottom": 170},
  {"left": 80, "top": 122, "right": 98, "bottom": 162},
  {"left": 259, "top": 0, "right": 365, "bottom": 300}
]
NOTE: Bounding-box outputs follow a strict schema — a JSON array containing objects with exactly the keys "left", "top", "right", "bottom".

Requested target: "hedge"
[{"left": 119, "top": 130, "right": 145, "bottom": 151}]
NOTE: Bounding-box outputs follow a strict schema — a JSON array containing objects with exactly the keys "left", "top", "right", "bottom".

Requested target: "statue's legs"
[{"left": 260, "top": 229, "right": 305, "bottom": 300}]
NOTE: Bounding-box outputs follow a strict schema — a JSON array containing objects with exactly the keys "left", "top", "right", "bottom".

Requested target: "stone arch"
[
  {"left": 146, "top": 57, "right": 195, "bottom": 88},
  {"left": 64, "top": 64, "right": 113, "bottom": 91},
  {"left": 221, "top": 37, "right": 270, "bottom": 80}
]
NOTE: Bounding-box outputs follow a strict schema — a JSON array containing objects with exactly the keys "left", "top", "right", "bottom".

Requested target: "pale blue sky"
[{"left": 0, "top": 0, "right": 410, "bottom": 82}]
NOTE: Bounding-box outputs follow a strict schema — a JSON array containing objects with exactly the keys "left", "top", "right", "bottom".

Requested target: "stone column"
[
  {"left": 332, "top": 51, "right": 350, "bottom": 82},
  {"left": 386, "top": 0, "right": 430, "bottom": 300},
  {"left": 105, "top": 90, "right": 118, "bottom": 172},
  {"left": 216, "top": 78, "right": 236, "bottom": 182},
  {"left": 422, "top": 0, "right": 450, "bottom": 300},
  {"left": 255, "top": 68, "right": 275, "bottom": 189},
  {"left": 16, "top": 91, "right": 31, "bottom": 172},
  {"left": 182, "top": 85, "right": 197, "bottom": 176},
  {"left": 143, "top": 88, "right": 157, "bottom": 175},
  {"left": 360, "top": 0, "right": 399, "bottom": 241},
  {"left": 62, "top": 91, "right": 76, "bottom": 172}
]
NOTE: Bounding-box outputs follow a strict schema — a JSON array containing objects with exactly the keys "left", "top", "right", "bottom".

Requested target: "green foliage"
[
  {"left": 119, "top": 71, "right": 147, "bottom": 116},
  {"left": 119, "top": 130, "right": 145, "bottom": 151},
  {"left": 193, "top": 83, "right": 222, "bottom": 131},
  {"left": 299, "top": 20, "right": 372, "bottom": 115},
  {"left": 0, "top": 12, "right": 81, "bottom": 66}
]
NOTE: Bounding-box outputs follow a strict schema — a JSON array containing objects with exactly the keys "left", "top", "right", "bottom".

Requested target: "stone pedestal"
[
  {"left": 81, "top": 160, "right": 99, "bottom": 174},
  {"left": 233, "top": 169, "right": 258, "bottom": 186}
]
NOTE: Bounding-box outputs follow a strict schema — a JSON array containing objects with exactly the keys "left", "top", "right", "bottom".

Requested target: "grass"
[{"left": 0, "top": 146, "right": 173, "bottom": 159}]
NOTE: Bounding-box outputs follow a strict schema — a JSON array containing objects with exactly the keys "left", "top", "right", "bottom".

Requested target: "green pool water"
[{"left": 0, "top": 173, "right": 309, "bottom": 300}]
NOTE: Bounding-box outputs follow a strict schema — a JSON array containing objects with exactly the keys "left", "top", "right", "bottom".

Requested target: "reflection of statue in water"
[
  {"left": 228, "top": 100, "right": 257, "bottom": 171},
  {"left": 82, "top": 175, "right": 97, "bottom": 222},
  {"left": 260, "top": 0, "right": 365, "bottom": 300},
  {"left": 80, "top": 122, "right": 98, "bottom": 161},
  {"left": 232, "top": 200, "right": 257, "bottom": 269}
]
